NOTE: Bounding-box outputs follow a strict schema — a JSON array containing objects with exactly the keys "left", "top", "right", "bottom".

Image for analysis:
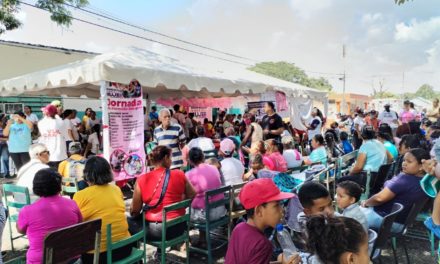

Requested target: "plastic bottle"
[{"left": 276, "top": 223, "right": 297, "bottom": 260}]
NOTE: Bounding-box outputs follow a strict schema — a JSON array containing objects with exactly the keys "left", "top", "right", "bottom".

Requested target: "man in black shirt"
[{"left": 261, "top": 102, "right": 284, "bottom": 141}]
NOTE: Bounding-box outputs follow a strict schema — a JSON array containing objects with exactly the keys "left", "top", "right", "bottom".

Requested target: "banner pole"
[{"left": 100, "top": 80, "right": 110, "bottom": 161}]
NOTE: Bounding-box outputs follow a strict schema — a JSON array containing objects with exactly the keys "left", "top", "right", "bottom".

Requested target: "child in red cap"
[{"left": 225, "top": 178, "right": 300, "bottom": 264}]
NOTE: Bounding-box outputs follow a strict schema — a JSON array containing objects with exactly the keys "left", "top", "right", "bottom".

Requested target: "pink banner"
[
  {"left": 106, "top": 80, "right": 146, "bottom": 181},
  {"left": 188, "top": 106, "right": 212, "bottom": 121},
  {"left": 156, "top": 97, "right": 233, "bottom": 108},
  {"left": 276, "top": 91, "right": 288, "bottom": 112}
]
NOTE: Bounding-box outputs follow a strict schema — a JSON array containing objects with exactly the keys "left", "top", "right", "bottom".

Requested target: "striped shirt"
[{"left": 154, "top": 124, "right": 186, "bottom": 169}]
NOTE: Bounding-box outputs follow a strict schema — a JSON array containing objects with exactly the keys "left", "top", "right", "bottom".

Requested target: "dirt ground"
[{"left": 0, "top": 177, "right": 437, "bottom": 263}]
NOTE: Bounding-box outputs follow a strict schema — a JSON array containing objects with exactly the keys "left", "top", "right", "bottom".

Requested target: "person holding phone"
[{"left": 3, "top": 111, "right": 33, "bottom": 171}]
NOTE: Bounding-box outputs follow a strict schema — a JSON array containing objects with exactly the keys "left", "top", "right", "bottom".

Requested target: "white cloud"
[
  {"left": 289, "top": 0, "right": 332, "bottom": 19},
  {"left": 361, "top": 13, "right": 383, "bottom": 25},
  {"left": 395, "top": 17, "right": 440, "bottom": 42}
]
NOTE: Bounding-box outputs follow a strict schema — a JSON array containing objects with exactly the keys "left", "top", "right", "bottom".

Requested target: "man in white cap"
[
  {"left": 378, "top": 103, "right": 399, "bottom": 135},
  {"left": 219, "top": 138, "right": 244, "bottom": 186}
]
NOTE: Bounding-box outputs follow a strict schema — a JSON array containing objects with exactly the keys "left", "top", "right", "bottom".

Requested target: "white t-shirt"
[
  {"left": 63, "top": 119, "right": 74, "bottom": 141},
  {"left": 378, "top": 110, "right": 398, "bottom": 128},
  {"left": 353, "top": 116, "right": 365, "bottom": 130},
  {"left": 283, "top": 149, "right": 303, "bottom": 169},
  {"left": 87, "top": 118, "right": 101, "bottom": 129},
  {"left": 70, "top": 119, "right": 80, "bottom": 141},
  {"left": 307, "top": 116, "right": 322, "bottom": 140},
  {"left": 25, "top": 113, "right": 39, "bottom": 124},
  {"left": 71, "top": 117, "right": 81, "bottom": 126},
  {"left": 187, "top": 137, "right": 215, "bottom": 152},
  {"left": 220, "top": 157, "right": 244, "bottom": 186},
  {"left": 38, "top": 117, "right": 67, "bottom": 162},
  {"left": 88, "top": 133, "right": 100, "bottom": 154},
  {"left": 16, "top": 159, "right": 49, "bottom": 202}
]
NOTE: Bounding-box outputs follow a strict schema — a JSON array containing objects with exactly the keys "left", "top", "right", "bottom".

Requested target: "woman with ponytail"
[{"left": 305, "top": 215, "right": 369, "bottom": 264}]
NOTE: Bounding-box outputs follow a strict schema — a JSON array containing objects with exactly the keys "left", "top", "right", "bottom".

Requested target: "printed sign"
[
  {"left": 247, "top": 101, "right": 274, "bottom": 120},
  {"left": 106, "top": 80, "right": 145, "bottom": 181},
  {"left": 188, "top": 106, "right": 212, "bottom": 122}
]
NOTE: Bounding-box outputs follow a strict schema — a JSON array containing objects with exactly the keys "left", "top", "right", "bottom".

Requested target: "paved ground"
[{"left": 0, "top": 177, "right": 437, "bottom": 263}]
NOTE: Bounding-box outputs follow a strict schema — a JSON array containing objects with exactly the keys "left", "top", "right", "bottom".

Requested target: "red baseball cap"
[{"left": 239, "top": 178, "right": 295, "bottom": 209}]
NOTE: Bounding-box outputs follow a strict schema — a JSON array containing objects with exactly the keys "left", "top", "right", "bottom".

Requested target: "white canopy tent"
[{"left": 0, "top": 47, "right": 328, "bottom": 130}]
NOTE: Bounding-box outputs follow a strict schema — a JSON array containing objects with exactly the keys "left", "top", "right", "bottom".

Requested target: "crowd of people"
[{"left": 0, "top": 98, "right": 440, "bottom": 263}]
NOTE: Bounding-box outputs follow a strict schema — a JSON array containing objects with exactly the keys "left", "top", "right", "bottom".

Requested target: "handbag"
[{"left": 143, "top": 168, "right": 171, "bottom": 211}]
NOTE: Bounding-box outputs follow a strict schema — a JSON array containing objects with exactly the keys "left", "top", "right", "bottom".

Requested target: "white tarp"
[{"left": 0, "top": 46, "right": 326, "bottom": 102}]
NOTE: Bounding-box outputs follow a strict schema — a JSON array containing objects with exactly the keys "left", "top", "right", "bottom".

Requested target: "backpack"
[{"left": 67, "top": 158, "right": 87, "bottom": 181}]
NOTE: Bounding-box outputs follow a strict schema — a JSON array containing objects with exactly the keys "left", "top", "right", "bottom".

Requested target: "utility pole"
[{"left": 341, "top": 44, "right": 347, "bottom": 114}]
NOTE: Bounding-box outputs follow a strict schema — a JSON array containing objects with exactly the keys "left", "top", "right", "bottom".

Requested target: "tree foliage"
[
  {"left": 249, "top": 61, "right": 333, "bottom": 91},
  {"left": 395, "top": 0, "right": 413, "bottom": 4},
  {"left": 402, "top": 84, "right": 437, "bottom": 100},
  {"left": 0, "top": 0, "right": 88, "bottom": 34}
]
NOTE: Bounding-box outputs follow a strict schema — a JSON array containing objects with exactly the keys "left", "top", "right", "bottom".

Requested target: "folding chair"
[
  {"left": 106, "top": 212, "right": 147, "bottom": 264},
  {"left": 190, "top": 186, "right": 231, "bottom": 264},
  {"left": 369, "top": 162, "right": 394, "bottom": 197},
  {"left": 43, "top": 218, "right": 102, "bottom": 264},
  {"left": 3, "top": 184, "right": 30, "bottom": 252},
  {"left": 370, "top": 203, "right": 404, "bottom": 263},
  {"left": 147, "top": 199, "right": 192, "bottom": 264},
  {"left": 390, "top": 198, "right": 429, "bottom": 264},
  {"left": 228, "top": 182, "right": 247, "bottom": 238},
  {"left": 61, "top": 177, "right": 79, "bottom": 197}
]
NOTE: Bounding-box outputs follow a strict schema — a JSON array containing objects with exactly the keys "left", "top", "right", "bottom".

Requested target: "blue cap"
[{"left": 276, "top": 223, "right": 284, "bottom": 232}]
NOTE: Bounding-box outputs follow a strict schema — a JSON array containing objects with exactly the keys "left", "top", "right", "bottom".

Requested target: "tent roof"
[{"left": 0, "top": 46, "right": 326, "bottom": 100}]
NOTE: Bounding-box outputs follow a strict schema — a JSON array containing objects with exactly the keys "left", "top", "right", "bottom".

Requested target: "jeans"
[
  {"left": 0, "top": 145, "right": 9, "bottom": 176},
  {"left": 361, "top": 207, "right": 404, "bottom": 233},
  {"left": 9, "top": 152, "right": 30, "bottom": 172}
]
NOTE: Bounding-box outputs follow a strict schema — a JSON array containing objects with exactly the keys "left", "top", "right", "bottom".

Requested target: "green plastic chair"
[
  {"left": 62, "top": 177, "right": 79, "bottom": 196},
  {"left": 190, "top": 185, "right": 231, "bottom": 264},
  {"left": 106, "top": 212, "right": 147, "bottom": 264},
  {"left": 3, "top": 184, "right": 31, "bottom": 252},
  {"left": 4, "top": 256, "right": 26, "bottom": 264},
  {"left": 147, "top": 199, "right": 192, "bottom": 264}
]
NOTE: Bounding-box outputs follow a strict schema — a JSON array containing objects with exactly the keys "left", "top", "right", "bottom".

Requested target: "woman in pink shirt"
[
  {"left": 17, "top": 169, "right": 82, "bottom": 264},
  {"left": 265, "top": 139, "right": 288, "bottom": 172},
  {"left": 400, "top": 100, "right": 416, "bottom": 124},
  {"left": 185, "top": 147, "right": 226, "bottom": 246}
]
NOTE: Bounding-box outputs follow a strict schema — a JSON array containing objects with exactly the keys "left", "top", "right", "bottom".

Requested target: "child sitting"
[
  {"left": 225, "top": 178, "right": 300, "bottom": 264},
  {"left": 265, "top": 139, "right": 288, "bottom": 172},
  {"left": 336, "top": 181, "right": 368, "bottom": 231},
  {"left": 339, "top": 131, "right": 353, "bottom": 154},
  {"left": 305, "top": 215, "right": 369, "bottom": 264}
]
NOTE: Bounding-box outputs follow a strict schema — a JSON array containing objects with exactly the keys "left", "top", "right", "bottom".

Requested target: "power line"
[
  {"left": 19, "top": 1, "right": 253, "bottom": 66},
  {"left": 61, "top": 2, "right": 257, "bottom": 63}
]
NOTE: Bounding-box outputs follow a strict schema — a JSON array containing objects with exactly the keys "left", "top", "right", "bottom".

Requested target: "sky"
[{"left": 2, "top": 0, "right": 440, "bottom": 95}]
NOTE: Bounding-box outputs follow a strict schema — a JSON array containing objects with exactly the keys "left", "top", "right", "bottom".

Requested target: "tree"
[
  {"left": 416, "top": 84, "right": 437, "bottom": 99},
  {"left": 249, "top": 61, "right": 333, "bottom": 91},
  {"left": 395, "top": 0, "right": 413, "bottom": 4},
  {"left": 0, "top": 0, "right": 88, "bottom": 34}
]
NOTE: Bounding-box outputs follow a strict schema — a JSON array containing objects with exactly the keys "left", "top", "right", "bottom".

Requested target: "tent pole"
[{"left": 100, "top": 81, "right": 110, "bottom": 162}]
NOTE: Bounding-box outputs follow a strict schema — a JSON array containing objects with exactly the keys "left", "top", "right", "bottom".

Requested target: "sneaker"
[{"left": 424, "top": 217, "right": 440, "bottom": 239}]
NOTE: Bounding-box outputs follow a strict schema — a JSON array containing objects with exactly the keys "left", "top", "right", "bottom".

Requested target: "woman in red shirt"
[{"left": 129, "top": 146, "right": 195, "bottom": 241}]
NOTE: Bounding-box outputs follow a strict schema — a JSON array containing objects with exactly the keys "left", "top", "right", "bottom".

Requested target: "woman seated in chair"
[
  {"left": 73, "top": 156, "right": 131, "bottom": 263},
  {"left": 303, "top": 134, "right": 328, "bottom": 166},
  {"left": 129, "top": 146, "right": 196, "bottom": 242},
  {"left": 338, "top": 125, "right": 392, "bottom": 187},
  {"left": 377, "top": 123, "right": 398, "bottom": 161},
  {"left": 281, "top": 135, "right": 303, "bottom": 170},
  {"left": 265, "top": 139, "right": 287, "bottom": 172},
  {"left": 185, "top": 147, "right": 226, "bottom": 247},
  {"left": 17, "top": 168, "right": 82, "bottom": 264},
  {"left": 361, "top": 148, "right": 430, "bottom": 232}
]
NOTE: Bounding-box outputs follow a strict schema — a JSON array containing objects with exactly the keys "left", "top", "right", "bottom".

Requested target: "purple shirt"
[
  {"left": 225, "top": 222, "right": 273, "bottom": 264},
  {"left": 400, "top": 110, "right": 415, "bottom": 124},
  {"left": 374, "top": 173, "right": 428, "bottom": 224},
  {"left": 185, "top": 164, "right": 223, "bottom": 209},
  {"left": 18, "top": 195, "right": 82, "bottom": 264}
]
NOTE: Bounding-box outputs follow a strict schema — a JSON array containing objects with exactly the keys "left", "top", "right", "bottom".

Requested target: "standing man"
[
  {"left": 427, "top": 99, "right": 440, "bottom": 123},
  {"left": 149, "top": 106, "right": 159, "bottom": 121},
  {"left": 153, "top": 109, "right": 186, "bottom": 169},
  {"left": 378, "top": 103, "right": 399, "bottom": 134},
  {"left": 261, "top": 102, "right": 283, "bottom": 141}
]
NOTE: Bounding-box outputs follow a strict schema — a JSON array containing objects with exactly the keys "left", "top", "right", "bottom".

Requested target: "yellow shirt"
[
  {"left": 58, "top": 154, "right": 85, "bottom": 179},
  {"left": 82, "top": 115, "right": 90, "bottom": 129},
  {"left": 73, "top": 184, "right": 130, "bottom": 252}
]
